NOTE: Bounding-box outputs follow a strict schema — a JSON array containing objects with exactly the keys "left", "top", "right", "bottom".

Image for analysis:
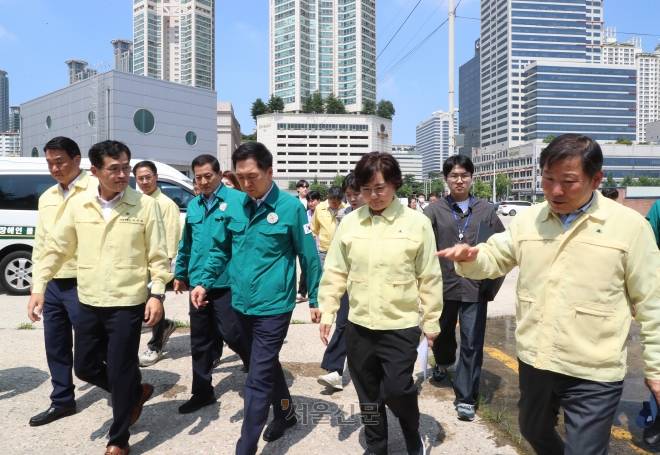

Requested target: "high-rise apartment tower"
[
  {"left": 269, "top": 0, "right": 377, "bottom": 113},
  {"left": 0, "top": 70, "right": 8, "bottom": 132},
  {"left": 133, "top": 0, "right": 215, "bottom": 90},
  {"left": 111, "top": 39, "right": 134, "bottom": 73}
]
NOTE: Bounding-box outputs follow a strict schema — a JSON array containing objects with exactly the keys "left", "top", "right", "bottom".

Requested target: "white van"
[{"left": 0, "top": 157, "right": 195, "bottom": 295}]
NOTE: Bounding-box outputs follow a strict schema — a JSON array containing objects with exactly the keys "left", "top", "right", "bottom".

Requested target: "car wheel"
[
  {"left": 0, "top": 250, "right": 33, "bottom": 296},
  {"left": 509, "top": 209, "right": 517, "bottom": 216}
]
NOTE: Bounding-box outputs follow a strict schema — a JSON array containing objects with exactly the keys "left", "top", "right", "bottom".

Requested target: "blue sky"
[{"left": 1, "top": 0, "right": 659, "bottom": 144}]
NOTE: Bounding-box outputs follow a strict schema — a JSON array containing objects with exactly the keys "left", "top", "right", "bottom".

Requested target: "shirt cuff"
[
  {"left": 151, "top": 282, "right": 166, "bottom": 295},
  {"left": 454, "top": 260, "right": 480, "bottom": 278},
  {"left": 32, "top": 282, "right": 47, "bottom": 294},
  {"left": 422, "top": 321, "right": 441, "bottom": 334},
  {"left": 320, "top": 313, "right": 335, "bottom": 324}
]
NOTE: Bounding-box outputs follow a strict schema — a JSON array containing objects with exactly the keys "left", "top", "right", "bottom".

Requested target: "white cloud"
[{"left": 0, "top": 25, "right": 16, "bottom": 41}]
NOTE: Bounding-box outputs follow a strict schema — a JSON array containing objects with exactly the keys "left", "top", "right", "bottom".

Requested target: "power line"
[
  {"left": 379, "top": 0, "right": 416, "bottom": 37},
  {"left": 377, "top": 0, "right": 423, "bottom": 60}
]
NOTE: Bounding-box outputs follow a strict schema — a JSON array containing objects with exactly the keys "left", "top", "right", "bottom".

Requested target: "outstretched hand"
[{"left": 435, "top": 243, "right": 480, "bottom": 262}]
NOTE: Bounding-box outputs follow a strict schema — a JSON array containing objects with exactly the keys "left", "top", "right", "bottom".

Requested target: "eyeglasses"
[
  {"left": 104, "top": 165, "right": 132, "bottom": 176},
  {"left": 136, "top": 174, "right": 155, "bottom": 182},
  {"left": 360, "top": 185, "right": 389, "bottom": 196},
  {"left": 447, "top": 173, "right": 472, "bottom": 181}
]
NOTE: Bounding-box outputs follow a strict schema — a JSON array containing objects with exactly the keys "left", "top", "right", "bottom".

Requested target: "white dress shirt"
[
  {"left": 60, "top": 172, "right": 83, "bottom": 201},
  {"left": 96, "top": 187, "right": 124, "bottom": 221}
]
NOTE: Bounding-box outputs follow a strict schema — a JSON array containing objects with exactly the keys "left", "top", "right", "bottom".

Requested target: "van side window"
[
  {"left": 0, "top": 174, "right": 55, "bottom": 210},
  {"left": 156, "top": 181, "right": 194, "bottom": 211}
]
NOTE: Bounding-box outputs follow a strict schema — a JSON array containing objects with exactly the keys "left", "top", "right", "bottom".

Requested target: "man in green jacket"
[
  {"left": 191, "top": 142, "right": 321, "bottom": 455},
  {"left": 646, "top": 199, "right": 660, "bottom": 249},
  {"left": 174, "top": 154, "right": 249, "bottom": 414}
]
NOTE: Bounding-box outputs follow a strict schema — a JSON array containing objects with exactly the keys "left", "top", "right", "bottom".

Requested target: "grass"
[
  {"left": 17, "top": 322, "right": 35, "bottom": 330},
  {"left": 172, "top": 319, "right": 190, "bottom": 328},
  {"left": 477, "top": 393, "right": 525, "bottom": 447},
  {"left": 290, "top": 319, "right": 310, "bottom": 324}
]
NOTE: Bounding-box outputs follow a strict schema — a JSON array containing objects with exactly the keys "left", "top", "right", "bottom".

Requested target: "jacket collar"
[
  {"left": 358, "top": 196, "right": 402, "bottom": 223},
  {"left": 150, "top": 187, "right": 162, "bottom": 199},
  {"left": 244, "top": 182, "right": 280, "bottom": 209}
]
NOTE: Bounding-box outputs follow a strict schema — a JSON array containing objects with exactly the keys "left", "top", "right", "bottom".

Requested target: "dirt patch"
[
  {"left": 281, "top": 362, "right": 327, "bottom": 379},
  {"left": 162, "top": 383, "right": 188, "bottom": 399}
]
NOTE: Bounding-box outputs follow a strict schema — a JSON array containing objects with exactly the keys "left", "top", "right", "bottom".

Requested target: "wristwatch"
[{"left": 151, "top": 293, "right": 166, "bottom": 303}]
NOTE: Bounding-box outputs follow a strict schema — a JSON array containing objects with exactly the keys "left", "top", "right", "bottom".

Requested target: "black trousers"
[
  {"left": 189, "top": 288, "right": 249, "bottom": 395},
  {"left": 432, "top": 299, "right": 488, "bottom": 406},
  {"left": 234, "top": 310, "right": 293, "bottom": 455},
  {"left": 42, "top": 278, "right": 80, "bottom": 409},
  {"left": 146, "top": 309, "right": 169, "bottom": 352},
  {"left": 74, "top": 303, "right": 144, "bottom": 448},
  {"left": 345, "top": 321, "right": 421, "bottom": 455},
  {"left": 298, "top": 271, "right": 307, "bottom": 298},
  {"left": 320, "top": 291, "right": 349, "bottom": 375},
  {"left": 518, "top": 359, "right": 624, "bottom": 455}
]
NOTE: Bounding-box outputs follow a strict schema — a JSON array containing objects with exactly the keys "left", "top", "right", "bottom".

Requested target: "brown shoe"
[
  {"left": 104, "top": 445, "right": 130, "bottom": 455},
  {"left": 130, "top": 383, "right": 154, "bottom": 426}
]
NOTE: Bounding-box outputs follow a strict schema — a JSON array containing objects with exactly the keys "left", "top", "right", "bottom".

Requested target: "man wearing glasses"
[
  {"left": 423, "top": 155, "right": 504, "bottom": 422},
  {"left": 133, "top": 161, "right": 181, "bottom": 367},
  {"left": 28, "top": 141, "right": 172, "bottom": 455}
]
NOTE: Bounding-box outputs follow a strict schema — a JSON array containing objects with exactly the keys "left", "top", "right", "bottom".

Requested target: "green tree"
[
  {"left": 250, "top": 98, "right": 270, "bottom": 123},
  {"left": 267, "top": 94, "right": 285, "bottom": 113},
  {"left": 620, "top": 175, "right": 634, "bottom": 186},
  {"left": 376, "top": 99, "right": 396, "bottom": 119},
  {"left": 396, "top": 185, "right": 413, "bottom": 198},
  {"left": 362, "top": 99, "right": 377, "bottom": 115},
  {"left": 241, "top": 132, "right": 257, "bottom": 143},
  {"left": 496, "top": 173, "right": 512, "bottom": 199},
  {"left": 303, "top": 91, "right": 325, "bottom": 113},
  {"left": 325, "top": 93, "right": 347, "bottom": 114},
  {"left": 288, "top": 181, "right": 297, "bottom": 191},
  {"left": 542, "top": 135, "right": 556, "bottom": 143},
  {"left": 331, "top": 174, "right": 344, "bottom": 187},
  {"left": 603, "top": 172, "right": 617, "bottom": 188},
  {"left": 616, "top": 137, "right": 633, "bottom": 145},
  {"left": 471, "top": 179, "right": 492, "bottom": 200},
  {"left": 310, "top": 176, "right": 329, "bottom": 200}
]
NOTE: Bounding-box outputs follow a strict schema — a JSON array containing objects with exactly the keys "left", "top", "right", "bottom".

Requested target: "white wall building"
[
  {"left": 391, "top": 145, "right": 422, "bottom": 180},
  {"left": 133, "top": 0, "right": 215, "bottom": 90},
  {"left": 217, "top": 102, "right": 241, "bottom": 171},
  {"left": 269, "top": 0, "right": 377, "bottom": 113},
  {"left": 257, "top": 113, "right": 391, "bottom": 188},
  {"left": 416, "top": 110, "right": 456, "bottom": 178},
  {"left": 635, "top": 50, "right": 660, "bottom": 143},
  {"left": 601, "top": 28, "right": 642, "bottom": 65},
  {"left": 0, "top": 132, "right": 20, "bottom": 157},
  {"left": 20, "top": 70, "right": 217, "bottom": 174}
]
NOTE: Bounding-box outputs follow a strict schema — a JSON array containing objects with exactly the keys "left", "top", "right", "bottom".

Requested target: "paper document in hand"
[{"left": 417, "top": 338, "right": 429, "bottom": 381}]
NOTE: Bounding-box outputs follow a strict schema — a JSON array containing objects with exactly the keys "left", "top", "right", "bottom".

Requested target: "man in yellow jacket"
[
  {"left": 28, "top": 137, "right": 98, "bottom": 427},
  {"left": 28, "top": 140, "right": 172, "bottom": 455},
  {"left": 310, "top": 185, "right": 346, "bottom": 267},
  {"left": 132, "top": 160, "right": 181, "bottom": 367},
  {"left": 439, "top": 134, "right": 660, "bottom": 454}
]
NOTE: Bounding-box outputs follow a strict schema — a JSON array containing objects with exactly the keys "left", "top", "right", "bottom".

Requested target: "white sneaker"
[
  {"left": 160, "top": 319, "right": 177, "bottom": 349},
  {"left": 317, "top": 371, "right": 343, "bottom": 390},
  {"left": 296, "top": 293, "right": 307, "bottom": 302},
  {"left": 139, "top": 349, "right": 163, "bottom": 367}
]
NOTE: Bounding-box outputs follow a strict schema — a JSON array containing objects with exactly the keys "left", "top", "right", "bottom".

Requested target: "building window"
[
  {"left": 88, "top": 111, "right": 96, "bottom": 127},
  {"left": 133, "top": 109, "right": 155, "bottom": 134},
  {"left": 185, "top": 131, "right": 197, "bottom": 146},
  {"left": 46, "top": 116, "right": 52, "bottom": 129},
  {"left": 31, "top": 147, "right": 39, "bottom": 157}
]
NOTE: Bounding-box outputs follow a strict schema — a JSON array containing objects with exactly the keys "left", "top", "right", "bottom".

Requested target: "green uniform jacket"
[
  {"left": 174, "top": 184, "right": 243, "bottom": 290},
  {"left": 199, "top": 184, "right": 322, "bottom": 316},
  {"left": 646, "top": 200, "right": 660, "bottom": 249}
]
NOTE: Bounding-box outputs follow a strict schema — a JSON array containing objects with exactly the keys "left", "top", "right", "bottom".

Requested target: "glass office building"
[
  {"left": 270, "top": 0, "right": 377, "bottom": 113},
  {"left": 0, "top": 70, "right": 8, "bottom": 132},
  {"left": 458, "top": 39, "right": 481, "bottom": 157},
  {"left": 416, "top": 111, "right": 457, "bottom": 178},
  {"left": 521, "top": 62, "right": 637, "bottom": 142}
]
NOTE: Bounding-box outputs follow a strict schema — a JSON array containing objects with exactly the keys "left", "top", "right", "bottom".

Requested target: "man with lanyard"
[
  {"left": 191, "top": 142, "right": 321, "bottom": 455},
  {"left": 28, "top": 136, "right": 98, "bottom": 427},
  {"left": 423, "top": 155, "right": 504, "bottom": 421},
  {"left": 133, "top": 160, "right": 181, "bottom": 367},
  {"left": 174, "top": 154, "right": 250, "bottom": 414}
]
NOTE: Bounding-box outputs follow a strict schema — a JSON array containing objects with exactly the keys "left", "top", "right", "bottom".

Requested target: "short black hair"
[
  {"left": 601, "top": 187, "right": 619, "bottom": 200},
  {"left": 408, "top": 196, "right": 416, "bottom": 204},
  {"left": 132, "top": 160, "right": 157, "bottom": 176},
  {"left": 88, "top": 140, "right": 131, "bottom": 169},
  {"left": 443, "top": 155, "right": 474, "bottom": 178},
  {"left": 354, "top": 152, "right": 403, "bottom": 189},
  {"left": 342, "top": 173, "right": 359, "bottom": 192},
  {"left": 307, "top": 190, "right": 321, "bottom": 201},
  {"left": 232, "top": 142, "right": 272, "bottom": 171},
  {"left": 44, "top": 136, "right": 81, "bottom": 159},
  {"left": 191, "top": 154, "right": 220, "bottom": 174},
  {"left": 540, "top": 134, "right": 603, "bottom": 178},
  {"left": 418, "top": 193, "right": 426, "bottom": 198},
  {"left": 296, "top": 179, "right": 309, "bottom": 188},
  {"left": 328, "top": 185, "right": 344, "bottom": 200}
]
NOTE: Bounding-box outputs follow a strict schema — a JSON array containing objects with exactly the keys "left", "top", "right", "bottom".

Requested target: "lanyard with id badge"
[{"left": 447, "top": 195, "right": 474, "bottom": 244}]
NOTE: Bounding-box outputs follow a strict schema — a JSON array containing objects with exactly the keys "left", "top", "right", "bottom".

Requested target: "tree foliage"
[
  {"left": 616, "top": 137, "right": 633, "bottom": 145},
  {"left": 325, "top": 93, "right": 347, "bottom": 114},
  {"left": 310, "top": 177, "right": 329, "bottom": 200},
  {"left": 471, "top": 179, "right": 492, "bottom": 200},
  {"left": 495, "top": 173, "right": 512, "bottom": 199},
  {"left": 241, "top": 132, "right": 257, "bottom": 143},
  {"left": 250, "top": 98, "right": 269, "bottom": 123},
  {"left": 268, "top": 94, "right": 285, "bottom": 113},
  {"left": 303, "top": 91, "right": 325, "bottom": 114},
  {"left": 603, "top": 172, "right": 617, "bottom": 188},
  {"left": 376, "top": 99, "right": 396, "bottom": 119},
  {"left": 362, "top": 99, "right": 377, "bottom": 115},
  {"left": 542, "top": 135, "right": 556, "bottom": 143},
  {"left": 331, "top": 174, "right": 344, "bottom": 187}
]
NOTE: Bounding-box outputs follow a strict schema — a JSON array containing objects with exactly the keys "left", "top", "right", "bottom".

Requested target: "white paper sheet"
[{"left": 417, "top": 338, "right": 429, "bottom": 382}]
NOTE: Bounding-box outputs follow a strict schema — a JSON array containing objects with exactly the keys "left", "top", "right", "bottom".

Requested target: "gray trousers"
[{"left": 518, "top": 359, "right": 624, "bottom": 455}]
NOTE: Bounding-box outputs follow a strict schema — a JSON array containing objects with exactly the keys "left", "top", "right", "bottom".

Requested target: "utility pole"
[
  {"left": 448, "top": 0, "right": 455, "bottom": 156},
  {"left": 492, "top": 154, "right": 497, "bottom": 202}
]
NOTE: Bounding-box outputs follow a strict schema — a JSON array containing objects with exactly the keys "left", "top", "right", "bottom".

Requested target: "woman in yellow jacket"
[{"left": 318, "top": 152, "right": 443, "bottom": 455}]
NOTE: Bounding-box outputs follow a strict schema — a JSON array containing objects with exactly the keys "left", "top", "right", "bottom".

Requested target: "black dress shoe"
[
  {"left": 29, "top": 405, "right": 76, "bottom": 426},
  {"left": 644, "top": 417, "right": 660, "bottom": 447},
  {"left": 178, "top": 392, "right": 217, "bottom": 414},
  {"left": 262, "top": 416, "right": 297, "bottom": 442}
]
